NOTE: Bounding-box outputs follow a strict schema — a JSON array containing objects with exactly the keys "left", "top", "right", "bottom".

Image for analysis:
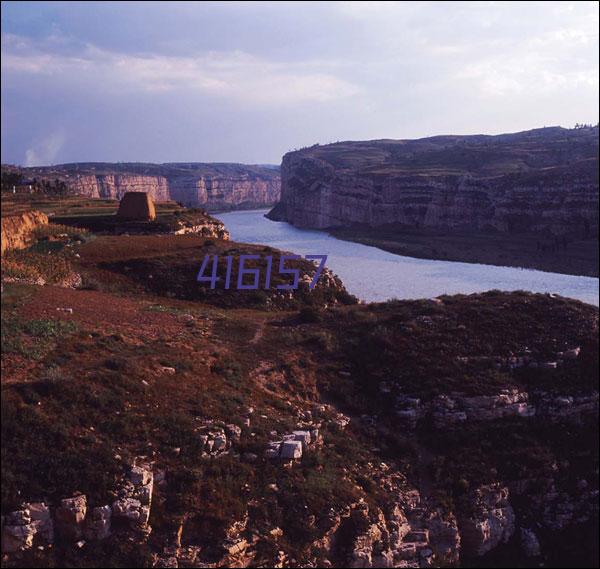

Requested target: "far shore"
[{"left": 330, "top": 225, "right": 599, "bottom": 279}]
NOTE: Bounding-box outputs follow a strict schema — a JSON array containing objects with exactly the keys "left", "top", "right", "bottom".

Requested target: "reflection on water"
[{"left": 216, "top": 209, "right": 599, "bottom": 306}]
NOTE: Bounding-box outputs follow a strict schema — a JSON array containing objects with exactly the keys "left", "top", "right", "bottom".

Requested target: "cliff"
[
  {"left": 22, "top": 162, "right": 281, "bottom": 211},
  {"left": 1, "top": 210, "right": 48, "bottom": 255},
  {"left": 270, "top": 126, "right": 599, "bottom": 236}
]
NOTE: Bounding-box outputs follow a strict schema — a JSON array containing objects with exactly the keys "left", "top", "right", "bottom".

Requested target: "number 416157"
[{"left": 196, "top": 254, "right": 328, "bottom": 290}]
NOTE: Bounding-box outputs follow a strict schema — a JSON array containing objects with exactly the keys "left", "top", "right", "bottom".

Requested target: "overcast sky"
[{"left": 1, "top": 1, "right": 598, "bottom": 166}]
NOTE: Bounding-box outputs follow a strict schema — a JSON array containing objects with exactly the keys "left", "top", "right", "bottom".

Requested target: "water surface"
[{"left": 216, "top": 209, "right": 599, "bottom": 306}]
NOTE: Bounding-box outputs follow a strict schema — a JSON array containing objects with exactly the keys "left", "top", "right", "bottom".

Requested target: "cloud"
[
  {"left": 1, "top": 1, "right": 598, "bottom": 165},
  {"left": 25, "top": 130, "right": 66, "bottom": 166},
  {"left": 1, "top": 38, "right": 359, "bottom": 106}
]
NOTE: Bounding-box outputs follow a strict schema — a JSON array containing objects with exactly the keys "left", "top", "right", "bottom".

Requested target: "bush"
[{"left": 298, "top": 306, "right": 323, "bottom": 323}]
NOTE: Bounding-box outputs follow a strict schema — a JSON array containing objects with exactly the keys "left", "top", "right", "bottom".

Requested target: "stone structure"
[{"left": 117, "top": 192, "right": 156, "bottom": 221}]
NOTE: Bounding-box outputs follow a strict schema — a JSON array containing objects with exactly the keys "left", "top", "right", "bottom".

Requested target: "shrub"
[{"left": 298, "top": 306, "right": 323, "bottom": 323}]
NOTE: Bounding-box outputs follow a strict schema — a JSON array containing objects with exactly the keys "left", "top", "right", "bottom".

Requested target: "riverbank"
[
  {"left": 216, "top": 210, "right": 598, "bottom": 306},
  {"left": 330, "top": 226, "right": 599, "bottom": 278}
]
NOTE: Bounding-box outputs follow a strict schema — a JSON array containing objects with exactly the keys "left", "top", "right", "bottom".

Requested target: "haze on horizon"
[{"left": 1, "top": 0, "right": 598, "bottom": 167}]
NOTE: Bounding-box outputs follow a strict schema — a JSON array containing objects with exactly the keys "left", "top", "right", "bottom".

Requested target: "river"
[{"left": 215, "top": 209, "right": 599, "bottom": 306}]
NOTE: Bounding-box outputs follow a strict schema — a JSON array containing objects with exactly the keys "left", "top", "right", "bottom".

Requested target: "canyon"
[
  {"left": 270, "top": 126, "right": 598, "bottom": 234},
  {"left": 18, "top": 162, "right": 281, "bottom": 211},
  {"left": 1, "top": 193, "right": 598, "bottom": 567}
]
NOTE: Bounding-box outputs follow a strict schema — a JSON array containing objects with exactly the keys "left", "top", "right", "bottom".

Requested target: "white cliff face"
[
  {"left": 67, "top": 174, "right": 171, "bottom": 202},
  {"left": 24, "top": 164, "right": 281, "bottom": 211},
  {"left": 459, "top": 485, "right": 515, "bottom": 557},
  {"left": 272, "top": 127, "right": 599, "bottom": 235}
]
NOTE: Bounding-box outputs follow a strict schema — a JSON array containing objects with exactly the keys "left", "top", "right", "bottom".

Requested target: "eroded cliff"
[
  {"left": 270, "top": 126, "right": 599, "bottom": 236},
  {"left": 22, "top": 162, "right": 281, "bottom": 211},
  {"left": 1, "top": 210, "right": 48, "bottom": 255}
]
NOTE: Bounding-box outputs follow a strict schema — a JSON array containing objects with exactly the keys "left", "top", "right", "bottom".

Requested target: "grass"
[
  {"left": 1, "top": 314, "right": 78, "bottom": 360},
  {"left": 1, "top": 189, "right": 598, "bottom": 567}
]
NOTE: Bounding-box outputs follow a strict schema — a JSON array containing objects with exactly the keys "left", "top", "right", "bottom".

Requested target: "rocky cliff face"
[
  {"left": 1, "top": 210, "right": 48, "bottom": 255},
  {"left": 270, "top": 126, "right": 599, "bottom": 235},
  {"left": 24, "top": 162, "right": 281, "bottom": 211}
]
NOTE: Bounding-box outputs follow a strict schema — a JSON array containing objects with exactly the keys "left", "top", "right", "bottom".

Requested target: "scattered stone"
[
  {"left": 56, "top": 495, "right": 87, "bottom": 540},
  {"left": 459, "top": 484, "right": 515, "bottom": 557},
  {"left": 563, "top": 346, "right": 581, "bottom": 359},
  {"left": 84, "top": 506, "right": 112, "bottom": 540},
  {"left": 280, "top": 440, "right": 303, "bottom": 460}
]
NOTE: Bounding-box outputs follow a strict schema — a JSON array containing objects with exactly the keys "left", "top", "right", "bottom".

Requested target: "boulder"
[
  {"left": 130, "top": 465, "right": 153, "bottom": 486},
  {"left": 28, "top": 502, "right": 54, "bottom": 544},
  {"left": 459, "top": 485, "right": 515, "bottom": 557},
  {"left": 1, "top": 523, "right": 36, "bottom": 553},
  {"left": 56, "top": 495, "right": 87, "bottom": 540},
  {"left": 84, "top": 505, "right": 112, "bottom": 540},
  {"left": 212, "top": 434, "right": 227, "bottom": 452},
  {"left": 563, "top": 347, "right": 581, "bottom": 359},
  {"left": 280, "top": 440, "right": 303, "bottom": 460},
  {"left": 5, "top": 510, "right": 31, "bottom": 526},
  {"left": 293, "top": 430, "right": 311, "bottom": 447},
  {"left": 112, "top": 497, "right": 143, "bottom": 522}
]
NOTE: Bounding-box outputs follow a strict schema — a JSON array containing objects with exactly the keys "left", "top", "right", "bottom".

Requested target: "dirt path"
[{"left": 250, "top": 320, "right": 266, "bottom": 344}]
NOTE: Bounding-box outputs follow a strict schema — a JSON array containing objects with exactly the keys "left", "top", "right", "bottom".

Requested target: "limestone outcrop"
[
  {"left": 270, "top": 126, "right": 599, "bottom": 236},
  {"left": 23, "top": 163, "right": 281, "bottom": 211},
  {"left": 1, "top": 462, "right": 155, "bottom": 555},
  {"left": 458, "top": 484, "right": 515, "bottom": 557},
  {"left": 1, "top": 210, "right": 49, "bottom": 255}
]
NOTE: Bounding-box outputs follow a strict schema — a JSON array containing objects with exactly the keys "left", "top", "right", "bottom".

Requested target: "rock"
[
  {"left": 135, "top": 480, "right": 154, "bottom": 506},
  {"left": 56, "top": 495, "right": 87, "bottom": 540},
  {"left": 520, "top": 527, "right": 541, "bottom": 557},
  {"left": 1, "top": 210, "right": 49, "bottom": 255},
  {"left": 395, "top": 408, "right": 420, "bottom": 429},
  {"left": 563, "top": 347, "right": 581, "bottom": 359},
  {"left": 224, "top": 539, "right": 248, "bottom": 556},
  {"left": 264, "top": 448, "right": 280, "bottom": 459},
  {"left": 459, "top": 484, "right": 515, "bottom": 557},
  {"left": 112, "top": 498, "right": 143, "bottom": 522},
  {"left": 2, "top": 523, "right": 36, "bottom": 553},
  {"left": 212, "top": 434, "right": 227, "bottom": 452},
  {"left": 5, "top": 510, "right": 31, "bottom": 526},
  {"left": 270, "top": 127, "right": 599, "bottom": 239},
  {"left": 84, "top": 505, "right": 112, "bottom": 540},
  {"left": 280, "top": 440, "right": 303, "bottom": 460},
  {"left": 130, "top": 465, "right": 153, "bottom": 486},
  {"left": 32, "top": 164, "right": 280, "bottom": 211},
  {"left": 225, "top": 424, "right": 242, "bottom": 441},
  {"left": 154, "top": 556, "right": 179, "bottom": 568},
  {"left": 28, "top": 503, "right": 54, "bottom": 544},
  {"left": 293, "top": 430, "right": 311, "bottom": 447}
]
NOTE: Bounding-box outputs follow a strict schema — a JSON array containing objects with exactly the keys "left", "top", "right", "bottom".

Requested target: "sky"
[{"left": 1, "top": 1, "right": 598, "bottom": 166}]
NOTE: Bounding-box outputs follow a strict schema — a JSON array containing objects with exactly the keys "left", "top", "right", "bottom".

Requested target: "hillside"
[
  {"left": 1, "top": 194, "right": 598, "bottom": 568},
  {"left": 268, "top": 126, "right": 599, "bottom": 275},
  {"left": 2, "top": 162, "right": 281, "bottom": 212}
]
